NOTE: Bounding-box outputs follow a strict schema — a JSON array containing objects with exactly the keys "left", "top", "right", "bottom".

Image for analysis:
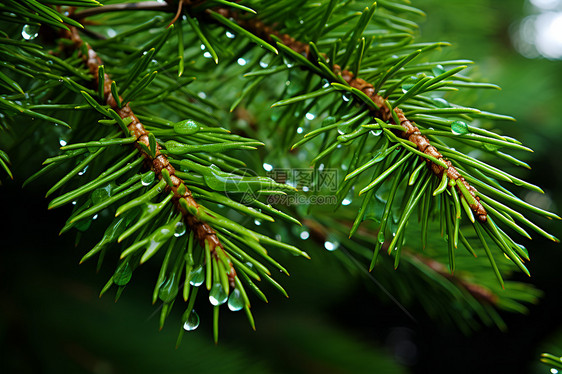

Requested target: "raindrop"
[
  {"left": 203, "top": 52, "right": 212, "bottom": 58},
  {"left": 174, "top": 221, "right": 186, "bottom": 237},
  {"left": 107, "top": 29, "right": 117, "bottom": 38},
  {"left": 300, "top": 231, "right": 310, "bottom": 240},
  {"left": 254, "top": 219, "right": 261, "bottom": 226},
  {"left": 72, "top": 201, "right": 77, "bottom": 205},
  {"left": 322, "top": 79, "right": 330, "bottom": 88},
  {"left": 141, "top": 172, "right": 155, "bottom": 186},
  {"left": 302, "top": 186, "right": 309, "bottom": 192},
  {"left": 200, "top": 44, "right": 206, "bottom": 50},
  {"left": 209, "top": 283, "right": 228, "bottom": 306},
  {"left": 78, "top": 165, "right": 88, "bottom": 176},
  {"left": 174, "top": 119, "right": 200, "bottom": 135},
  {"left": 259, "top": 61, "right": 269, "bottom": 68},
  {"left": 59, "top": 139, "right": 67, "bottom": 147},
  {"left": 342, "top": 198, "right": 352, "bottom": 206},
  {"left": 92, "top": 186, "right": 111, "bottom": 204},
  {"left": 189, "top": 265, "right": 204, "bottom": 286},
  {"left": 305, "top": 112, "right": 315, "bottom": 121},
  {"left": 225, "top": 31, "right": 235, "bottom": 39},
  {"left": 297, "top": 127, "right": 304, "bottom": 134},
  {"left": 283, "top": 56, "right": 294, "bottom": 68},
  {"left": 227, "top": 288, "right": 245, "bottom": 311},
  {"left": 263, "top": 163, "right": 273, "bottom": 172},
  {"left": 432, "top": 97, "right": 450, "bottom": 108},
  {"left": 370, "top": 129, "right": 382, "bottom": 136},
  {"left": 198, "top": 92, "right": 207, "bottom": 99},
  {"left": 92, "top": 214, "right": 98, "bottom": 220},
  {"left": 551, "top": 368, "right": 559, "bottom": 374},
  {"left": 402, "top": 76, "right": 419, "bottom": 93},
  {"left": 21, "top": 24, "right": 39, "bottom": 40},
  {"left": 324, "top": 240, "right": 339, "bottom": 251},
  {"left": 342, "top": 93, "right": 351, "bottom": 102},
  {"left": 154, "top": 227, "right": 173, "bottom": 242},
  {"left": 451, "top": 120, "right": 469, "bottom": 135},
  {"left": 183, "top": 310, "right": 200, "bottom": 331},
  {"left": 431, "top": 64, "right": 446, "bottom": 76},
  {"left": 377, "top": 230, "right": 385, "bottom": 244},
  {"left": 237, "top": 58, "right": 247, "bottom": 66}
]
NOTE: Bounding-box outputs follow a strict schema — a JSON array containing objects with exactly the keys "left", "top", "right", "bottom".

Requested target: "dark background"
[{"left": 2, "top": 0, "right": 562, "bottom": 373}]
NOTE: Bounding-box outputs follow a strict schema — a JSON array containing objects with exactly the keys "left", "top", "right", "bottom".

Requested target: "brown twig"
[
  {"left": 62, "top": 27, "right": 227, "bottom": 262},
  {"left": 71, "top": 4, "right": 486, "bottom": 223},
  {"left": 216, "top": 8, "right": 487, "bottom": 222}
]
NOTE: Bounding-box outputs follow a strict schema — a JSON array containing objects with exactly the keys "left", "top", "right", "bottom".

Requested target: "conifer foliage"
[{"left": 0, "top": 0, "right": 558, "bottom": 341}]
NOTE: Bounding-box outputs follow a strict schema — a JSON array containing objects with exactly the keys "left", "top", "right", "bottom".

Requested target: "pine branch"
[{"left": 63, "top": 25, "right": 227, "bottom": 258}]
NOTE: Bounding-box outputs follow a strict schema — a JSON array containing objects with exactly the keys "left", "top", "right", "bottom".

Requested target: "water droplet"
[
  {"left": 551, "top": 368, "right": 559, "bottom": 374},
  {"left": 342, "top": 198, "right": 352, "bottom": 206},
  {"left": 21, "top": 24, "right": 39, "bottom": 40},
  {"left": 324, "top": 240, "right": 339, "bottom": 251},
  {"left": 254, "top": 219, "right": 261, "bottom": 226},
  {"left": 197, "top": 92, "right": 207, "bottom": 99},
  {"left": 300, "top": 231, "right": 310, "bottom": 240},
  {"left": 237, "top": 58, "right": 247, "bottom": 66},
  {"left": 322, "top": 79, "right": 330, "bottom": 88},
  {"left": 189, "top": 265, "right": 204, "bottom": 287},
  {"left": 59, "top": 139, "right": 67, "bottom": 147},
  {"left": 227, "top": 288, "right": 245, "bottom": 311},
  {"left": 432, "top": 64, "right": 446, "bottom": 76},
  {"left": 302, "top": 186, "right": 309, "bottom": 192},
  {"left": 173, "top": 119, "right": 200, "bottom": 135},
  {"left": 153, "top": 227, "right": 173, "bottom": 242},
  {"left": 451, "top": 120, "right": 469, "bottom": 135},
  {"left": 183, "top": 310, "right": 200, "bottom": 331},
  {"left": 78, "top": 165, "right": 88, "bottom": 176},
  {"left": 342, "top": 93, "right": 351, "bottom": 102},
  {"left": 259, "top": 61, "right": 268, "bottom": 68},
  {"left": 297, "top": 127, "right": 304, "bottom": 134},
  {"left": 141, "top": 172, "right": 155, "bottom": 186},
  {"left": 305, "top": 112, "right": 315, "bottom": 121},
  {"left": 370, "top": 129, "right": 382, "bottom": 136},
  {"left": 377, "top": 230, "right": 385, "bottom": 244},
  {"left": 174, "top": 221, "right": 186, "bottom": 237},
  {"left": 402, "top": 76, "right": 419, "bottom": 93},
  {"left": 483, "top": 143, "right": 501, "bottom": 152},
  {"left": 209, "top": 283, "right": 228, "bottom": 306},
  {"left": 432, "top": 97, "right": 450, "bottom": 108},
  {"left": 203, "top": 51, "right": 212, "bottom": 58},
  {"left": 225, "top": 31, "right": 235, "bottom": 39},
  {"left": 72, "top": 201, "right": 77, "bottom": 205},
  {"left": 92, "top": 185, "right": 111, "bottom": 204},
  {"left": 200, "top": 44, "right": 206, "bottom": 50},
  {"left": 92, "top": 214, "right": 98, "bottom": 220},
  {"left": 263, "top": 163, "right": 273, "bottom": 172},
  {"left": 107, "top": 28, "right": 117, "bottom": 38},
  {"left": 114, "top": 262, "right": 132, "bottom": 285}
]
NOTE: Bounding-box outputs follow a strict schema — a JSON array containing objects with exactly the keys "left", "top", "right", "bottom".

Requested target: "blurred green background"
[{"left": 2, "top": 0, "right": 562, "bottom": 373}]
